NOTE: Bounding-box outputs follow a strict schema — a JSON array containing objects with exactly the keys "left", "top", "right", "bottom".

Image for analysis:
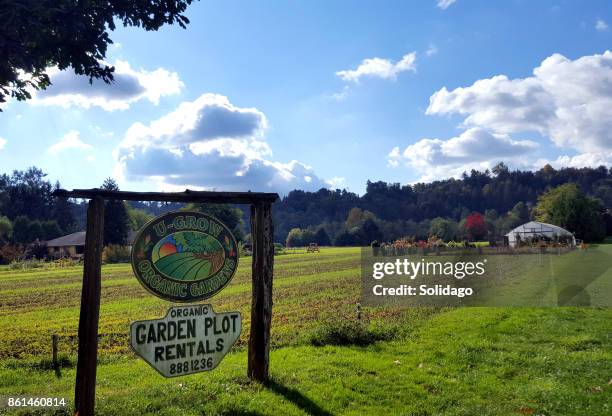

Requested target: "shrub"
[
  {"left": 102, "top": 245, "right": 131, "bottom": 263},
  {"left": 0, "top": 244, "right": 22, "bottom": 265},
  {"left": 8, "top": 259, "right": 45, "bottom": 270},
  {"left": 273, "top": 243, "right": 285, "bottom": 255},
  {"left": 23, "top": 240, "right": 47, "bottom": 259},
  {"left": 309, "top": 319, "right": 398, "bottom": 347}
]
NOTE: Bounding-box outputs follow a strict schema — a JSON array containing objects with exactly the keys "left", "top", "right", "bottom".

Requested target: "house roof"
[
  {"left": 505, "top": 221, "right": 573, "bottom": 237},
  {"left": 46, "top": 229, "right": 140, "bottom": 247},
  {"left": 46, "top": 230, "right": 139, "bottom": 247},
  {"left": 46, "top": 231, "right": 86, "bottom": 247}
]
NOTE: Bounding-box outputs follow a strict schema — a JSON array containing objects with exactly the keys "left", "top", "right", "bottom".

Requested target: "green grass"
[{"left": 0, "top": 247, "right": 610, "bottom": 415}]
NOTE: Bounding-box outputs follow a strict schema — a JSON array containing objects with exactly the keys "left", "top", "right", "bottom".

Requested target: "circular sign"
[{"left": 131, "top": 211, "right": 239, "bottom": 302}]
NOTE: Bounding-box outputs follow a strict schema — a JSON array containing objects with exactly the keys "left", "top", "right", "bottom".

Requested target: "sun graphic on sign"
[
  {"left": 149, "top": 232, "right": 226, "bottom": 282},
  {"left": 158, "top": 242, "right": 178, "bottom": 258}
]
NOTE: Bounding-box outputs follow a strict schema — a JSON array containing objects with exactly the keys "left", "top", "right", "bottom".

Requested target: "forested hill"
[
  {"left": 273, "top": 164, "right": 612, "bottom": 243},
  {"left": 1, "top": 164, "right": 610, "bottom": 249}
]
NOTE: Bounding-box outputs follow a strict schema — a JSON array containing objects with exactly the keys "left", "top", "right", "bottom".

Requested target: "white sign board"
[{"left": 130, "top": 304, "right": 241, "bottom": 377}]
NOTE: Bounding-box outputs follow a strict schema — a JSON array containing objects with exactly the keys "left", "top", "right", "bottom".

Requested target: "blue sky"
[{"left": 1, "top": 0, "right": 611, "bottom": 194}]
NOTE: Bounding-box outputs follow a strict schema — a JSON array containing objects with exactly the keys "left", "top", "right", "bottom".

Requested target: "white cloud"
[
  {"left": 388, "top": 128, "right": 538, "bottom": 181},
  {"left": 596, "top": 19, "right": 609, "bottom": 31},
  {"left": 326, "top": 176, "right": 346, "bottom": 188},
  {"left": 331, "top": 85, "right": 351, "bottom": 101},
  {"left": 426, "top": 44, "right": 438, "bottom": 57},
  {"left": 48, "top": 131, "right": 92, "bottom": 154},
  {"left": 336, "top": 52, "right": 417, "bottom": 83},
  {"left": 535, "top": 151, "right": 612, "bottom": 170},
  {"left": 437, "top": 0, "right": 457, "bottom": 10},
  {"left": 116, "top": 94, "right": 328, "bottom": 194},
  {"left": 32, "top": 60, "right": 183, "bottom": 111},
  {"left": 0, "top": 137, "right": 6, "bottom": 151},
  {"left": 427, "top": 50, "right": 612, "bottom": 153}
]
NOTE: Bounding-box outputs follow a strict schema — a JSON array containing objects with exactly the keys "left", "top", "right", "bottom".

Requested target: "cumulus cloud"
[
  {"left": 336, "top": 52, "right": 417, "bottom": 82},
  {"left": 535, "top": 151, "right": 612, "bottom": 170},
  {"left": 437, "top": 0, "right": 457, "bottom": 10},
  {"left": 0, "top": 137, "right": 6, "bottom": 151},
  {"left": 48, "top": 130, "right": 92, "bottom": 154},
  {"left": 427, "top": 50, "right": 612, "bottom": 153},
  {"left": 388, "top": 128, "right": 537, "bottom": 181},
  {"left": 116, "top": 94, "right": 327, "bottom": 194},
  {"left": 596, "top": 19, "right": 609, "bottom": 31},
  {"left": 32, "top": 60, "right": 183, "bottom": 111}
]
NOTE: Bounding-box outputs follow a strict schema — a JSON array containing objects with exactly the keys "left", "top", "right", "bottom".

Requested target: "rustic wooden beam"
[
  {"left": 74, "top": 197, "right": 105, "bottom": 416},
  {"left": 248, "top": 201, "right": 274, "bottom": 382},
  {"left": 52, "top": 188, "right": 279, "bottom": 205}
]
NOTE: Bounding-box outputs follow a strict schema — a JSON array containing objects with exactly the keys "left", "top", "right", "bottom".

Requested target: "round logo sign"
[{"left": 131, "top": 211, "right": 239, "bottom": 302}]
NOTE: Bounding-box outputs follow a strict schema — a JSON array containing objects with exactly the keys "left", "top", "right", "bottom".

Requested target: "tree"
[
  {"left": 534, "top": 183, "right": 606, "bottom": 241},
  {"left": 285, "top": 228, "right": 302, "bottom": 247},
  {"left": 0, "top": 0, "right": 198, "bottom": 106},
  {"left": 0, "top": 167, "right": 54, "bottom": 220},
  {"left": 183, "top": 203, "right": 245, "bottom": 241},
  {"left": 285, "top": 228, "right": 316, "bottom": 247},
  {"left": 52, "top": 181, "right": 77, "bottom": 233},
  {"left": 0, "top": 216, "right": 12, "bottom": 241},
  {"left": 12, "top": 215, "right": 44, "bottom": 244},
  {"left": 359, "top": 218, "right": 382, "bottom": 244},
  {"left": 334, "top": 230, "right": 359, "bottom": 246},
  {"left": 346, "top": 207, "right": 364, "bottom": 228},
  {"left": 492, "top": 162, "right": 509, "bottom": 177},
  {"left": 429, "top": 217, "right": 459, "bottom": 241},
  {"left": 101, "top": 178, "right": 129, "bottom": 245},
  {"left": 126, "top": 204, "right": 153, "bottom": 231},
  {"left": 464, "top": 212, "right": 487, "bottom": 241},
  {"left": 313, "top": 227, "right": 331, "bottom": 246},
  {"left": 40, "top": 220, "right": 62, "bottom": 240}
]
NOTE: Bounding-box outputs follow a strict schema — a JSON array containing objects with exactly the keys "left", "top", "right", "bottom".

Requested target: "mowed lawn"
[{"left": 0, "top": 247, "right": 610, "bottom": 415}]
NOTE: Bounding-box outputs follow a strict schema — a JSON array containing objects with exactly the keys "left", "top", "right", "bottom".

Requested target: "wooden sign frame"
[{"left": 52, "top": 188, "right": 279, "bottom": 416}]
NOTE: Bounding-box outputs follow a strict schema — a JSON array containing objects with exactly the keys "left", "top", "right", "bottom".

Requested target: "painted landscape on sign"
[{"left": 151, "top": 231, "right": 225, "bottom": 281}]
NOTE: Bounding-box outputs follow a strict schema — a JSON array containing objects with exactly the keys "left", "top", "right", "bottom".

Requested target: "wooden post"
[
  {"left": 51, "top": 334, "right": 58, "bottom": 367},
  {"left": 74, "top": 197, "right": 104, "bottom": 416},
  {"left": 248, "top": 201, "right": 274, "bottom": 382}
]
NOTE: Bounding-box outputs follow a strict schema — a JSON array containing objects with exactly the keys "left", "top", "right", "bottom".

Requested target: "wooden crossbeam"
[{"left": 52, "top": 188, "right": 279, "bottom": 204}]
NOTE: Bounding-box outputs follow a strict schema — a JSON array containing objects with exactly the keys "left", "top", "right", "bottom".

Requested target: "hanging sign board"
[
  {"left": 130, "top": 304, "right": 241, "bottom": 377},
  {"left": 131, "top": 211, "right": 239, "bottom": 302}
]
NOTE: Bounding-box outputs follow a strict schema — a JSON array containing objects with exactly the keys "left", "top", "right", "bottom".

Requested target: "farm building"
[
  {"left": 505, "top": 221, "right": 576, "bottom": 247},
  {"left": 46, "top": 230, "right": 139, "bottom": 259},
  {"left": 46, "top": 231, "right": 86, "bottom": 259}
]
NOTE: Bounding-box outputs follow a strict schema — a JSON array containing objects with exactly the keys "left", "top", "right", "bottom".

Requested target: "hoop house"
[{"left": 505, "top": 221, "right": 576, "bottom": 247}]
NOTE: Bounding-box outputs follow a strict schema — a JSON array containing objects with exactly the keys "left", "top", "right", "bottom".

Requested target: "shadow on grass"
[
  {"left": 266, "top": 379, "right": 333, "bottom": 416},
  {"left": 554, "top": 247, "right": 612, "bottom": 306}
]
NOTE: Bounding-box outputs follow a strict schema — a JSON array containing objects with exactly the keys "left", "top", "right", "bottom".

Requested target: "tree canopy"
[
  {"left": 0, "top": 0, "right": 197, "bottom": 106},
  {"left": 534, "top": 183, "right": 606, "bottom": 242}
]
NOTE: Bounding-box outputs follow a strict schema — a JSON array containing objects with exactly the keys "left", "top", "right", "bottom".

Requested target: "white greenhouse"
[{"left": 505, "top": 221, "right": 576, "bottom": 247}]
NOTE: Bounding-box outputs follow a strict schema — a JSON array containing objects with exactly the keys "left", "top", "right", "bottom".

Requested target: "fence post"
[
  {"left": 74, "top": 196, "right": 104, "bottom": 416},
  {"left": 51, "top": 334, "right": 58, "bottom": 367},
  {"left": 248, "top": 201, "right": 274, "bottom": 382}
]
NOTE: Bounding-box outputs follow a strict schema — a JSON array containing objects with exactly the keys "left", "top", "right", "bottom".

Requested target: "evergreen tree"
[
  {"left": 101, "top": 178, "right": 129, "bottom": 245},
  {"left": 52, "top": 181, "right": 77, "bottom": 233},
  {"left": 313, "top": 227, "right": 331, "bottom": 246}
]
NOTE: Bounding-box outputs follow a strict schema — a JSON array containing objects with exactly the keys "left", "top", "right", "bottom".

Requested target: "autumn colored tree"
[{"left": 464, "top": 212, "right": 487, "bottom": 241}]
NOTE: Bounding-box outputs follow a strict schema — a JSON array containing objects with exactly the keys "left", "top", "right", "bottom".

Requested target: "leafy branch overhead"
[{"left": 0, "top": 0, "right": 198, "bottom": 107}]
